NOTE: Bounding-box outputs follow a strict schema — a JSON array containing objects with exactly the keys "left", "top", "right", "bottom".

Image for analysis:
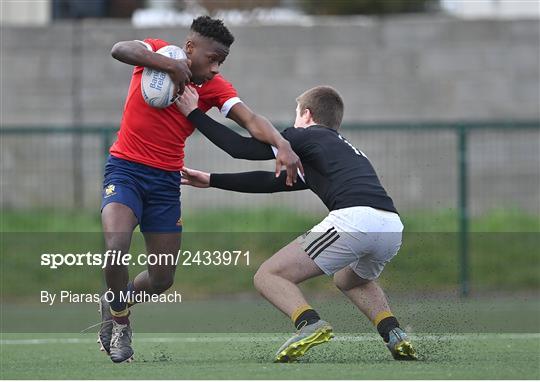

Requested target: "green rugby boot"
[
  {"left": 274, "top": 320, "right": 334, "bottom": 363},
  {"left": 386, "top": 328, "right": 418, "bottom": 360}
]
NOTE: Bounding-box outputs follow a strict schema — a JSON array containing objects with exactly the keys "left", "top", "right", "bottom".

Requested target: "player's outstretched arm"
[
  {"left": 227, "top": 103, "right": 304, "bottom": 186},
  {"left": 111, "top": 40, "right": 191, "bottom": 95},
  {"left": 176, "top": 88, "right": 274, "bottom": 160},
  {"left": 181, "top": 167, "right": 307, "bottom": 193},
  {"left": 188, "top": 109, "right": 275, "bottom": 160}
]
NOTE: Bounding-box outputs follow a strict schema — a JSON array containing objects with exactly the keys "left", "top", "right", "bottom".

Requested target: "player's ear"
[
  {"left": 184, "top": 40, "right": 194, "bottom": 55},
  {"left": 303, "top": 108, "right": 313, "bottom": 121}
]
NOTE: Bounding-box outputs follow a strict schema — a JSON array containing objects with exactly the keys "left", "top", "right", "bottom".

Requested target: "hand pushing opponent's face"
[{"left": 184, "top": 34, "right": 229, "bottom": 85}]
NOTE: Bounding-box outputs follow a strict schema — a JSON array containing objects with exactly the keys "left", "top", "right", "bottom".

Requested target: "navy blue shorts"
[{"left": 101, "top": 155, "right": 182, "bottom": 233}]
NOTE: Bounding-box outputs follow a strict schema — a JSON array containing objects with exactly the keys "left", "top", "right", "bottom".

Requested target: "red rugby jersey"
[{"left": 110, "top": 38, "right": 240, "bottom": 171}]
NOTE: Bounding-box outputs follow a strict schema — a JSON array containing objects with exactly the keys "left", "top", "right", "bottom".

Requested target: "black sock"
[
  {"left": 109, "top": 290, "right": 127, "bottom": 313},
  {"left": 126, "top": 281, "right": 136, "bottom": 307},
  {"left": 377, "top": 316, "right": 400, "bottom": 343},
  {"left": 294, "top": 309, "right": 320, "bottom": 330}
]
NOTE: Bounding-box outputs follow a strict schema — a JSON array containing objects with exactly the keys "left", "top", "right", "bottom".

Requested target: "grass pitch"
[
  {"left": 2, "top": 208, "right": 539, "bottom": 378},
  {"left": 1, "top": 332, "right": 539, "bottom": 379}
]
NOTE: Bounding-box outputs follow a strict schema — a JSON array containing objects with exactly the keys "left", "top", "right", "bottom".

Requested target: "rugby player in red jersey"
[{"left": 98, "top": 16, "right": 303, "bottom": 363}]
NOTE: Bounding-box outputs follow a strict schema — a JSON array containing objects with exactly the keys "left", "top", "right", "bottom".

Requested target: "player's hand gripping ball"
[{"left": 141, "top": 45, "right": 187, "bottom": 108}]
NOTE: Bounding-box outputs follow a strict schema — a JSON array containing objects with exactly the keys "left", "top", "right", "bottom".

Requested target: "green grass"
[
  {"left": 1, "top": 208, "right": 318, "bottom": 233},
  {"left": 2, "top": 207, "right": 539, "bottom": 233},
  {"left": 2, "top": 295, "right": 539, "bottom": 333},
  {"left": 1, "top": 230, "right": 539, "bottom": 297},
  {"left": 1, "top": 208, "right": 539, "bottom": 299},
  {"left": 1, "top": 332, "right": 539, "bottom": 379},
  {"left": 2, "top": 290, "right": 539, "bottom": 378}
]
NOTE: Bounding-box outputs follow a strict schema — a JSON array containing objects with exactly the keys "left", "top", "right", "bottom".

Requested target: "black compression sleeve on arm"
[
  {"left": 210, "top": 171, "right": 308, "bottom": 193},
  {"left": 187, "top": 108, "right": 274, "bottom": 160}
]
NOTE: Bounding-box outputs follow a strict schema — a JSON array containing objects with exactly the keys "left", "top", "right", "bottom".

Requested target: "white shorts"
[{"left": 296, "top": 206, "right": 404, "bottom": 280}]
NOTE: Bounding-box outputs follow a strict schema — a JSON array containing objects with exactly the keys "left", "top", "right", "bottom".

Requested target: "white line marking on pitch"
[{"left": 1, "top": 333, "right": 539, "bottom": 345}]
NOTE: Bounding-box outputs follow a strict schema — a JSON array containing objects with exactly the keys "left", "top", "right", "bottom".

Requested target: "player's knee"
[
  {"left": 333, "top": 273, "right": 350, "bottom": 291},
  {"left": 253, "top": 263, "right": 276, "bottom": 291},
  {"left": 253, "top": 267, "right": 266, "bottom": 292},
  {"left": 149, "top": 274, "right": 174, "bottom": 294},
  {"left": 333, "top": 270, "right": 368, "bottom": 291},
  {"left": 104, "top": 234, "right": 131, "bottom": 255}
]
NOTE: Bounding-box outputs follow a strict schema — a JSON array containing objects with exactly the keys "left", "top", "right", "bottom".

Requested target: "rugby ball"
[{"left": 141, "top": 45, "right": 187, "bottom": 108}]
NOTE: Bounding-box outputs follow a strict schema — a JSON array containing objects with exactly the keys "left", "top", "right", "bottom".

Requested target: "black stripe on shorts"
[
  {"left": 309, "top": 233, "right": 340, "bottom": 260},
  {"left": 306, "top": 229, "right": 340, "bottom": 259},
  {"left": 304, "top": 227, "right": 336, "bottom": 254}
]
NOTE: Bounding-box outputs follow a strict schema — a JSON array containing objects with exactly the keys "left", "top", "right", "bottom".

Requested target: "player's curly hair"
[{"left": 190, "top": 16, "right": 235, "bottom": 47}]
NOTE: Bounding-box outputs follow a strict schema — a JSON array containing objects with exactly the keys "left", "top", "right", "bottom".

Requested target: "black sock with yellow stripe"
[
  {"left": 109, "top": 289, "right": 130, "bottom": 325},
  {"left": 292, "top": 305, "right": 320, "bottom": 330},
  {"left": 110, "top": 306, "right": 130, "bottom": 325},
  {"left": 373, "top": 311, "right": 400, "bottom": 343}
]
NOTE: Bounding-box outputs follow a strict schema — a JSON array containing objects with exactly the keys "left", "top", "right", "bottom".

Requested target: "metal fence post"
[
  {"left": 101, "top": 128, "right": 111, "bottom": 161},
  {"left": 71, "top": 20, "right": 83, "bottom": 209},
  {"left": 457, "top": 125, "right": 470, "bottom": 297}
]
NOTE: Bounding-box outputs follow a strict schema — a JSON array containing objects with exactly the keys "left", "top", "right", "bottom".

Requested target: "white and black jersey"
[{"left": 188, "top": 109, "right": 397, "bottom": 214}]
